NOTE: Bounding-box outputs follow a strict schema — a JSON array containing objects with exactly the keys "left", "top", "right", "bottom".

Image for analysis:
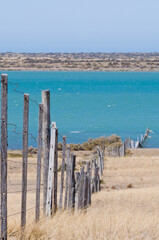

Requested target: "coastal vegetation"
[
  {"left": 58, "top": 135, "right": 122, "bottom": 151},
  {"left": 1, "top": 52, "right": 159, "bottom": 71}
]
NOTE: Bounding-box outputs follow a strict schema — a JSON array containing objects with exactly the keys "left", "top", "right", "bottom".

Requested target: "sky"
[{"left": 0, "top": 0, "right": 159, "bottom": 53}]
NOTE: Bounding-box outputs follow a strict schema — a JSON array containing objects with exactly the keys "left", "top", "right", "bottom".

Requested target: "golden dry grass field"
[{"left": 7, "top": 149, "right": 159, "bottom": 240}]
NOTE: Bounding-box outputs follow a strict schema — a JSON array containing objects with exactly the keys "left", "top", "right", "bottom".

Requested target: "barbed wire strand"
[
  {"left": 7, "top": 81, "right": 52, "bottom": 138},
  {"left": 7, "top": 158, "right": 48, "bottom": 169},
  {"left": 8, "top": 186, "right": 43, "bottom": 194},
  {"left": 7, "top": 173, "right": 43, "bottom": 187},
  {"left": 58, "top": 132, "right": 64, "bottom": 140},
  {"left": 7, "top": 203, "right": 44, "bottom": 218},
  {"left": 7, "top": 122, "right": 52, "bottom": 155},
  {"left": 8, "top": 81, "right": 39, "bottom": 106}
]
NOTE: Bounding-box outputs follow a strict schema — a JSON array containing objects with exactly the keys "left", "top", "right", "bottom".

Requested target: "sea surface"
[{"left": 0, "top": 71, "right": 159, "bottom": 149}]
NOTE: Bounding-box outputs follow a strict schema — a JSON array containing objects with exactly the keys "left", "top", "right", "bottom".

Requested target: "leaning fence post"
[
  {"left": 42, "top": 90, "right": 50, "bottom": 213},
  {"left": 21, "top": 94, "right": 29, "bottom": 228},
  {"left": 59, "top": 136, "right": 66, "bottom": 211},
  {"left": 35, "top": 103, "right": 43, "bottom": 221},
  {"left": 46, "top": 122, "right": 56, "bottom": 217},
  {"left": 64, "top": 145, "right": 70, "bottom": 210},
  {"left": 1, "top": 74, "right": 8, "bottom": 240}
]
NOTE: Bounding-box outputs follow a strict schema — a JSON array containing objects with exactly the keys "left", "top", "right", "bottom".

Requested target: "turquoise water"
[{"left": 0, "top": 71, "right": 159, "bottom": 149}]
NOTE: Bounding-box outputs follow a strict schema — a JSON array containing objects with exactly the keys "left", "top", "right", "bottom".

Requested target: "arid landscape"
[
  {"left": 1, "top": 52, "right": 159, "bottom": 71},
  {"left": 7, "top": 148, "right": 159, "bottom": 239}
]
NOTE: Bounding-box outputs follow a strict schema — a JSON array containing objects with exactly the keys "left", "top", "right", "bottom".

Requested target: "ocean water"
[{"left": 0, "top": 71, "right": 159, "bottom": 149}]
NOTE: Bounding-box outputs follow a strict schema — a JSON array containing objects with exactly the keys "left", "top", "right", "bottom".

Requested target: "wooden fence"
[
  {"left": 104, "top": 128, "right": 152, "bottom": 157},
  {"left": 0, "top": 74, "right": 104, "bottom": 239},
  {"left": 124, "top": 128, "right": 151, "bottom": 149},
  {"left": 105, "top": 144, "right": 125, "bottom": 157}
]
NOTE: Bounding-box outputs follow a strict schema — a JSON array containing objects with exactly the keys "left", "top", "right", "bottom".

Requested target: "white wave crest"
[{"left": 70, "top": 131, "right": 81, "bottom": 134}]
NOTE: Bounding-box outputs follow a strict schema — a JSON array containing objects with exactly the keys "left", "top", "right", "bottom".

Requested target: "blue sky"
[{"left": 0, "top": 0, "right": 159, "bottom": 53}]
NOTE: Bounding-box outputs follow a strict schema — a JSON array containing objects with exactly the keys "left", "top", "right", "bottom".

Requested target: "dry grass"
[
  {"left": 7, "top": 149, "right": 159, "bottom": 240},
  {"left": 58, "top": 135, "right": 122, "bottom": 151}
]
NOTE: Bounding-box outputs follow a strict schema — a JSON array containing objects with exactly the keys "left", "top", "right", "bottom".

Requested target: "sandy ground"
[{"left": 6, "top": 148, "right": 159, "bottom": 239}]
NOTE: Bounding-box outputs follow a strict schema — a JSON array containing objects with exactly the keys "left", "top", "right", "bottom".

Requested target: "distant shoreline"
[
  {"left": 1, "top": 52, "right": 159, "bottom": 72},
  {"left": 1, "top": 69, "right": 159, "bottom": 72}
]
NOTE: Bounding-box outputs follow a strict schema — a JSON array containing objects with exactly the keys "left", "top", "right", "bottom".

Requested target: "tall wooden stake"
[
  {"left": 21, "top": 94, "right": 29, "bottom": 227},
  {"left": 83, "top": 172, "right": 88, "bottom": 209},
  {"left": 75, "top": 172, "right": 80, "bottom": 210},
  {"left": 53, "top": 125, "right": 58, "bottom": 213},
  {"left": 86, "top": 162, "right": 91, "bottom": 207},
  {"left": 42, "top": 90, "right": 50, "bottom": 212},
  {"left": 46, "top": 122, "right": 56, "bottom": 217},
  {"left": 64, "top": 145, "right": 70, "bottom": 209},
  {"left": 79, "top": 167, "right": 84, "bottom": 209},
  {"left": 71, "top": 154, "right": 76, "bottom": 209},
  {"left": 68, "top": 153, "right": 72, "bottom": 209},
  {"left": 1, "top": 74, "right": 8, "bottom": 240},
  {"left": 35, "top": 103, "right": 43, "bottom": 221},
  {"left": 59, "top": 136, "right": 66, "bottom": 211}
]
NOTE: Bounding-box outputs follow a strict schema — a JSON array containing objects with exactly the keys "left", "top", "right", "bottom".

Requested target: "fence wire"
[
  {"left": 8, "top": 204, "right": 43, "bottom": 218},
  {"left": 1, "top": 75, "right": 100, "bottom": 239}
]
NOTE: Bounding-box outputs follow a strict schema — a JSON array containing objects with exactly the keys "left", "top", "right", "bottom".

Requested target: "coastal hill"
[{"left": 1, "top": 52, "right": 159, "bottom": 71}]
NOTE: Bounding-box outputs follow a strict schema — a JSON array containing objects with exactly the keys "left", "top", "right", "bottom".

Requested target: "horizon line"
[{"left": 1, "top": 51, "right": 159, "bottom": 54}]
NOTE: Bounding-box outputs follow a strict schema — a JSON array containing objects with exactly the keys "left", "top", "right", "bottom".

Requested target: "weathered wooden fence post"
[
  {"left": 71, "top": 154, "right": 76, "bottom": 210},
  {"left": 35, "top": 103, "right": 43, "bottom": 221},
  {"left": 91, "top": 159, "right": 96, "bottom": 193},
  {"left": 1, "top": 74, "right": 8, "bottom": 240},
  {"left": 53, "top": 124, "right": 58, "bottom": 214},
  {"left": 68, "top": 153, "right": 72, "bottom": 210},
  {"left": 46, "top": 122, "right": 56, "bottom": 217},
  {"left": 96, "top": 167, "right": 101, "bottom": 191},
  {"left": 42, "top": 90, "right": 50, "bottom": 212},
  {"left": 75, "top": 172, "right": 80, "bottom": 210},
  {"left": 97, "top": 147, "right": 103, "bottom": 176},
  {"left": 119, "top": 143, "right": 125, "bottom": 157},
  {"left": 94, "top": 165, "right": 98, "bottom": 192},
  {"left": 78, "top": 168, "right": 82, "bottom": 209},
  {"left": 64, "top": 145, "right": 70, "bottom": 209},
  {"left": 21, "top": 94, "right": 29, "bottom": 227},
  {"left": 86, "top": 162, "right": 91, "bottom": 207},
  {"left": 59, "top": 136, "right": 66, "bottom": 211},
  {"left": 79, "top": 166, "right": 84, "bottom": 209},
  {"left": 83, "top": 171, "right": 88, "bottom": 209},
  {"left": 101, "top": 149, "right": 104, "bottom": 172}
]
